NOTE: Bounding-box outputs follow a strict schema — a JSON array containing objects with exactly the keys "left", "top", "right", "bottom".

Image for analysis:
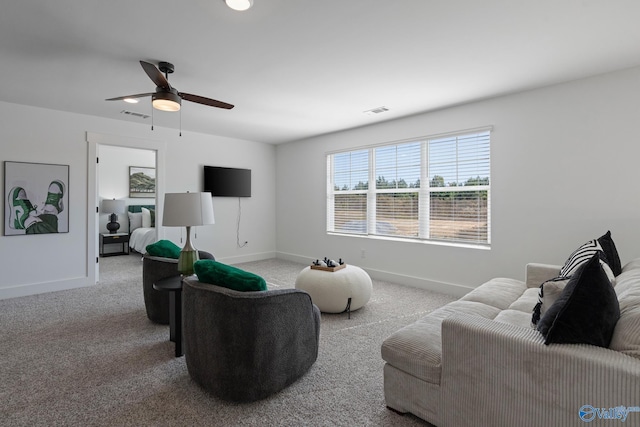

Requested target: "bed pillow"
[
  {"left": 537, "top": 254, "right": 620, "bottom": 347},
  {"left": 194, "top": 260, "right": 267, "bottom": 292},
  {"left": 141, "top": 207, "right": 152, "bottom": 228},
  {"left": 146, "top": 240, "right": 181, "bottom": 259},
  {"left": 128, "top": 212, "right": 143, "bottom": 232}
]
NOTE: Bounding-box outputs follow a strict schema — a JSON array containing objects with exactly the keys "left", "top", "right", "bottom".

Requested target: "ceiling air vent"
[
  {"left": 120, "top": 110, "right": 150, "bottom": 119},
  {"left": 363, "top": 106, "right": 389, "bottom": 115}
]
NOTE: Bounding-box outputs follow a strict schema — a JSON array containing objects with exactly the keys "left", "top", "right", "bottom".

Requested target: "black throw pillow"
[
  {"left": 597, "top": 230, "right": 622, "bottom": 276},
  {"left": 537, "top": 253, "right": 620, "bottom": 348}
]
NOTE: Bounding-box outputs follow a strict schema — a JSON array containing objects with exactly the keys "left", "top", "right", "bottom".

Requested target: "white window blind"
[
  {"left": 374, "top": 142, "right": 421, "bottom": 237},
  {"left": 427, "top": 131, "right": 490, "bottom": 243},
  {"left": 327, "top": 129, "right": 490, "bottom": 245},
  {"left": 328, "top": 150, "right": 369, "bottom": 234}
]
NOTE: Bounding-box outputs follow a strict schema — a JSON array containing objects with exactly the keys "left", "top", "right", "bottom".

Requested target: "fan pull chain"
[
  {"left": 151, "top": 103, "right": 154, "bottom": 131},
  {"left": 179, "top": 108, "right": 182, "bottom": 137}
]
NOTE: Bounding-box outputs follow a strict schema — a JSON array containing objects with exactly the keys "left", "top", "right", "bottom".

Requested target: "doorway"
[{"left": 86, "top": 132, "right": 166, "bottom": 283}]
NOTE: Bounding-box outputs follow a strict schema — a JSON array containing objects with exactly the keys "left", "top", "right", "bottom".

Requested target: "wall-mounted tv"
[{"left": 204, "top": 166, "right": 251, "bottom": 197}]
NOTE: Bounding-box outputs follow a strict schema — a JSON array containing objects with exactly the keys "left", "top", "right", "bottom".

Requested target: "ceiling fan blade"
[
  {"left": 105, "top": 92, "right": 154, "bottom": 101},
  {"left": 180, "top": 92, "right": 235, "bottom": 110},
  {"left": 140, "top": 60, "right": 170, "bottom": 89}
]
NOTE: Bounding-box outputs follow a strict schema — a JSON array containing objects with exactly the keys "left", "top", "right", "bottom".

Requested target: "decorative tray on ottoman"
[{"left": 310, "top": 257, "right": 346, "bottom": 272}]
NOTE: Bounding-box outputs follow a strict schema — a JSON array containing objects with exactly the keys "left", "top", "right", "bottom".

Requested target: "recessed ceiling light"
[
  {"left": 123, "top": 98, "right": 139, "bottom": 104},
  {"left": 225, "top": 0, "right": 253, "bottom": 11}
]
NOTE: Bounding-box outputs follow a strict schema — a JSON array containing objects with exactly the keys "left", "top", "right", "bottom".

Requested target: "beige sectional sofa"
[{"left": 382, "top": 259, "right": 640, "bottom": 426}]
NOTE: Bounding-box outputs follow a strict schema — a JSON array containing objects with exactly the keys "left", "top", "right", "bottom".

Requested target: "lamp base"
[
  {"left": 178, "top": 249, "right": 199, "bottom": 276},
  {"left": 106, "top": 213, "right": 120, "bottom": 234}
]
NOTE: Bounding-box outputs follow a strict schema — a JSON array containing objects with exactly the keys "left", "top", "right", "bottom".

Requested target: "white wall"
[
  {"left": 3, "top": 66, "right": 639, "bottom": 300},
  {"left": 0, "top": 102, "right": 276, "bottom": 299},
  {"left": 159, "top": 132, "right": 276, "bottom": 264},
  {"left": 276, "top": 66, "right": 640, "bottom": 296}
]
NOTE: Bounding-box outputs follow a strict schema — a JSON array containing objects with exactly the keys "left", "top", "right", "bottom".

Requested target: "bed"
[{"left": 127, "top": 205, "right": 157, "bottom": 254}]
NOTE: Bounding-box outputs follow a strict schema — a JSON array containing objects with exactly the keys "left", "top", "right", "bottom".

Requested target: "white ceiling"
[{"left": 2, "top": 0, "right": 640, "bottom": 144}]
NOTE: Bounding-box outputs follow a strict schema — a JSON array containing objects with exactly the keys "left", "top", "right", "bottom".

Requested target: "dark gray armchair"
[
  {"left": 142, "top": 251, "right": 214, "bottom": 324},
  {"left": 182, "top": 276, "right": 321, "bottom": 402}
]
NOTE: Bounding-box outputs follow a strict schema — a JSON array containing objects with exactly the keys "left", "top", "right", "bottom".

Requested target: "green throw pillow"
[
  {"left": 146, "top": 240, "right": 181, "bottom": 259},
  {"left": 194, "top": 260, "right": 267, "bottom": 292}
]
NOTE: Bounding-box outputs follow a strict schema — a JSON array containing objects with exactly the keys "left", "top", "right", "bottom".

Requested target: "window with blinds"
[
  {"left": 327, "top": 149, "right": 369, "bottom": 234},
  {"left": 327, "top": 129, "right": 491, "bottom": 245}
]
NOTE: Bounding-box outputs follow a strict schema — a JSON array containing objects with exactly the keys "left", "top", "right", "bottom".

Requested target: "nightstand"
[{"left": 100, "top": 232, "right": 130, "bottom": 256}]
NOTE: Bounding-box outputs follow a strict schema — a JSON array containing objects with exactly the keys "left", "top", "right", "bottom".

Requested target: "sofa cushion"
[
  {"left": 537, "top": 254, "right": 620, "bottom": 347},
  {"left": 194, "top": 260, "right": 267, "bottom": 292},
  {"left": 381, "top": 300, "right": 501, "bottom": 384},
  {"left": 493, "top": 309, "right": 534, "bottom": 329},
  {"left": 146, "top": 239, "right": 181, "bottom": 259},
  {"left": 609, "top": 262, "right": 640, "bottom": 359},
  {"left": 507, "top": 287, "right": 539, "bottom": 313},
  {"left": 459, "top": 278, "right": 527, "bottom": 311}
]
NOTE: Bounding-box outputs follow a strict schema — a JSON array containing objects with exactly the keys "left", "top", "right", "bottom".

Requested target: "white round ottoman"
[{"left": 294, "top": 265, "right": 372, "bottom": 314}]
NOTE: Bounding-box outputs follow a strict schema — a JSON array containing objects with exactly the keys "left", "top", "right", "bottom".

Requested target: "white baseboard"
[
  {"left": 276, "top": 251, "right": 473, "bottom": 297},
  {"left": 0, "top": 277, "right": 94, "bottom": 300},
  {"left": 217, "top": 251, "right": 277, "bottom": 265},
  {"left": 1, "top": 251, "right": 473, "bottom": 300}
]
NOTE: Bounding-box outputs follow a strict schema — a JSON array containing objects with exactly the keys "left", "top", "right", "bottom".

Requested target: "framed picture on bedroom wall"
[
  {"left": 4, "top": 161, "right": 70, "bottom": 236},
  {"left": 129, "top": 166, "right": 156, "bottom": 198}
]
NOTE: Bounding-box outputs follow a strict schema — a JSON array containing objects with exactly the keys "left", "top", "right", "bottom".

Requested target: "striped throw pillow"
[{"left": 559, "top": 239, "right": 604, "bottom": 278}]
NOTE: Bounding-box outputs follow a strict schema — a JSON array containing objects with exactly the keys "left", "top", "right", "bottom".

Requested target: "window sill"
[{"left": 327, "top": 232, "right": 491, "bottom": 251}]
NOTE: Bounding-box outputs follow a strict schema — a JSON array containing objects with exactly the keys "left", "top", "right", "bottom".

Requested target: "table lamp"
[
  {"left": 162, "top": 192, "right": 215, "bottom": 275},
  {"left": 102, "top": 198, "right": 126, "bottom": 234}
]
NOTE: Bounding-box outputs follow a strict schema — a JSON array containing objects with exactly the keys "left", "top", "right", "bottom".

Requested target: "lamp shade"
[
  {"left": 163, "top": 192, "right": 215, "bottom": 227},
  {"left": 152, "top": 90, "right": 181, "bottom": 112},
  {"left": 101, "top": 199, "right": 126, "bottom": 214}
]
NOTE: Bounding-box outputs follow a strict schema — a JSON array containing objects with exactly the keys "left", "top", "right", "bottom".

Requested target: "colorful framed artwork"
[
  {"left": 4, "top": 161, "right": 69, "bottom": 236},
  {"left": 129, "top": 166, "right": 156, "bottom": 198}
]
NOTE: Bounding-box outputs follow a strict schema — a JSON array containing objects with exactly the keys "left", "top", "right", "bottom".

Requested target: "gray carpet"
[{"left": 1, "top": 254, "right": 456, "bottom": 426}]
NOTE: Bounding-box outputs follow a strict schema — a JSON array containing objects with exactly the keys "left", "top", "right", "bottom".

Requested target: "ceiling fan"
[{"left": 106, "top": 60, "right": 234, "bottom": 112}]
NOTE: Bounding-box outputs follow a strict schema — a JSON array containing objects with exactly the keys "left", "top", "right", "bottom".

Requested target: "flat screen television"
[{"left": 204, "top": 166, "right": 251, "bottom": 197}]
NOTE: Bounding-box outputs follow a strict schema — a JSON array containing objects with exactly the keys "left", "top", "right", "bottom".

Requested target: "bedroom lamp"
[
  {"left": 102, "top": 199, "right": 126, "bottom": 234},
  {"left": 162, "top": 192, "right": 215, "bottom": 275}
]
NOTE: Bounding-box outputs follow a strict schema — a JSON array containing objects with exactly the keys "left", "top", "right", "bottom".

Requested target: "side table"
[
  {"left": 153, "top": 276, "right": 184, "bottom": 357},
  {"left": 99, "top": 232, "right": 130, "bottom": 256}
]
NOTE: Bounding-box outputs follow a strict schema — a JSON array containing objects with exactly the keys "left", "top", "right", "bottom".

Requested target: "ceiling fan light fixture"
[
  {"left": 225, "top": 0, "right": 253, "bottom": 11},
  {"left": 152, "top": 91, "right": 181, "bottom": 112}
]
